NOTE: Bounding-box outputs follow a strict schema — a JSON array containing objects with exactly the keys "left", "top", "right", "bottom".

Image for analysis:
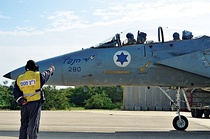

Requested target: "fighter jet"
[{"left": 3, "top": 26, "right": 210, "bottom": 130}]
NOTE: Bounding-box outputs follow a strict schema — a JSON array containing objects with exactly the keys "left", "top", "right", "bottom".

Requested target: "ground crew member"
[{"left": 13, "top": 60, "right": 55, "bottom": 139}]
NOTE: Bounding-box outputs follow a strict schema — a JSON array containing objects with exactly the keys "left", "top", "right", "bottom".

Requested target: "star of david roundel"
[{"left": 113, "top": 50, "right": 131, "bottom": 67}]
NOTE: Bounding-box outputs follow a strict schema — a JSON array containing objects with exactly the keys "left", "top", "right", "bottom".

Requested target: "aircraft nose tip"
[{"left": 3, "top": 72, "right": 11, "bottom": 79}]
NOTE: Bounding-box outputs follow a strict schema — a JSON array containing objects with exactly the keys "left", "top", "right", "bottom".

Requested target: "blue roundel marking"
[{"left": 113, "top": 50, "right": 131, "bottom": 67}]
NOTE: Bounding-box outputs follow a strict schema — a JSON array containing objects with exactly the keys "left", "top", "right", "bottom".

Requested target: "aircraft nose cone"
[{"left": 3, "top": 72, "right": 11, "bottom": 79}]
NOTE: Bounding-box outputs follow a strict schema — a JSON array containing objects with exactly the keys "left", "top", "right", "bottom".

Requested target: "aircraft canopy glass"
[
  {"left": 92, "top": 27, "right": 200, "bottom": 49},
  {"left": 93, "top": 34, "right": 121, "bottom": 48}
]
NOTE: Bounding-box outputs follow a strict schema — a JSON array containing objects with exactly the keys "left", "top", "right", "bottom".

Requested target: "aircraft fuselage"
[{"left": 5, "top": 36, "right": 210, "bottom": 88}]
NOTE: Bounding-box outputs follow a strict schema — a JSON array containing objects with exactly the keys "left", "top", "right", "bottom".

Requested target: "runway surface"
[{"left": 0, "top": 110, "right": 210, "bottom": 139}]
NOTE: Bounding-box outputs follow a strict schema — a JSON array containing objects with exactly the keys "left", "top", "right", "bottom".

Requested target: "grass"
[{"left": 70, "top": 107, "right": 85, "bottom": 110}]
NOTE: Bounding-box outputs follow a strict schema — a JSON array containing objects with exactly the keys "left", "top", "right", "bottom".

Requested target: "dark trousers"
[{"left": 19, "top": 101, "right": 41, "bottom": 139}]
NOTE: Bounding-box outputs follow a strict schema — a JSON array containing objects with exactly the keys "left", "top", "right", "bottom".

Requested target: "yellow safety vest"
[{"left": 17, "top": 71, "right": 41, "bottom": 102}]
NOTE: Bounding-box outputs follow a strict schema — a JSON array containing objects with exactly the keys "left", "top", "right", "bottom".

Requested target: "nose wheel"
[
  {"left": 159, "top": 87, "right": 190, "bottom": 130},
  {"left": 173, "top": 115, "right": 188, "bottom": 130}
]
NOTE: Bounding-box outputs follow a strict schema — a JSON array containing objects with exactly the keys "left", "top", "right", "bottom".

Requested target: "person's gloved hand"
[
  {"left": 49, "top": 64, "right": 55, "bottom": 75},
  {"left": 50, "top": 64, "right": 55, "bottom": 72},
  {"left": 17, "top": 98, "right": 27, "bottom": 106}
]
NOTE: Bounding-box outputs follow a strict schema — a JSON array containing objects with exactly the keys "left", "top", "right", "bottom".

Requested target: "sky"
[{"left": 1, "top": 0, "right": 210, "bottom": 85}]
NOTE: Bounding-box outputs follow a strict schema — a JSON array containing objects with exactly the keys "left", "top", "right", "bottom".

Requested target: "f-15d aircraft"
[{"left": 4, "top": 26, "right": 210, "bottom": 130}]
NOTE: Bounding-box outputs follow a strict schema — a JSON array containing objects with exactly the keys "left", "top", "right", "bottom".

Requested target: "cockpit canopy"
[
  {"left": 92, "top": 26, "right": 197, "bottom": 49},
  {"left": 93, "top": 34, "right": 121, "bottom": 48}
]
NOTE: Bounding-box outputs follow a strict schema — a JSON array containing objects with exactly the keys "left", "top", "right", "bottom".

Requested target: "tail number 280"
[{"left": 68, "top": 67, "right": 81, "bottom": 72}]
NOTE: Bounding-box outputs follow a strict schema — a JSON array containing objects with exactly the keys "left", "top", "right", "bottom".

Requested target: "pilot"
[
  {"left": 137, "top": 31, "right": 147, "bottom": 44},
  {"left": 173, "top": 32, "right": 180, "bottom": 41},
  {"left": 123, "top": 33, "right": 136, "bottom": 46},
  {"left": 13, "top": 60, "right": 55, "bottom": 139}
]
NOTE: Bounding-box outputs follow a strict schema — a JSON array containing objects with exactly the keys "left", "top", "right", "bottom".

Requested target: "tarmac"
[{"left": 0, "top": 110, "right": 210, "bottom": 139}]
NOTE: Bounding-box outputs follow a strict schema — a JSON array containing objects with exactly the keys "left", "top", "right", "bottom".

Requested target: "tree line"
[{"left": 0, "top": 81, "right": 123, "bottom": 110}]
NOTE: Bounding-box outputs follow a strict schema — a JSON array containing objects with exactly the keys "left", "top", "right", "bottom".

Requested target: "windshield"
[{"left": 93, "top": 34, "right": 121, "bottom": 48}]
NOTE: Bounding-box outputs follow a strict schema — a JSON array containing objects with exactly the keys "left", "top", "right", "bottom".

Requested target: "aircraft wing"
[{"left": 154, "top": 49, "right": 210, "bottom": 78}]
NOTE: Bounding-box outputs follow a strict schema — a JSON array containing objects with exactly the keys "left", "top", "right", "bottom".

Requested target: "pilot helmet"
[
  {"left": 126, "top": 33, "right": 134, "bottom": 40},
  {"left": 173, "top": 32, "right": 180, "bottom": 40}
]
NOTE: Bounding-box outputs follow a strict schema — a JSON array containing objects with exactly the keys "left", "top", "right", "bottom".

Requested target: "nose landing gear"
[{"left": 159, "top": 87, "right": 190, "bottom": 130}]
